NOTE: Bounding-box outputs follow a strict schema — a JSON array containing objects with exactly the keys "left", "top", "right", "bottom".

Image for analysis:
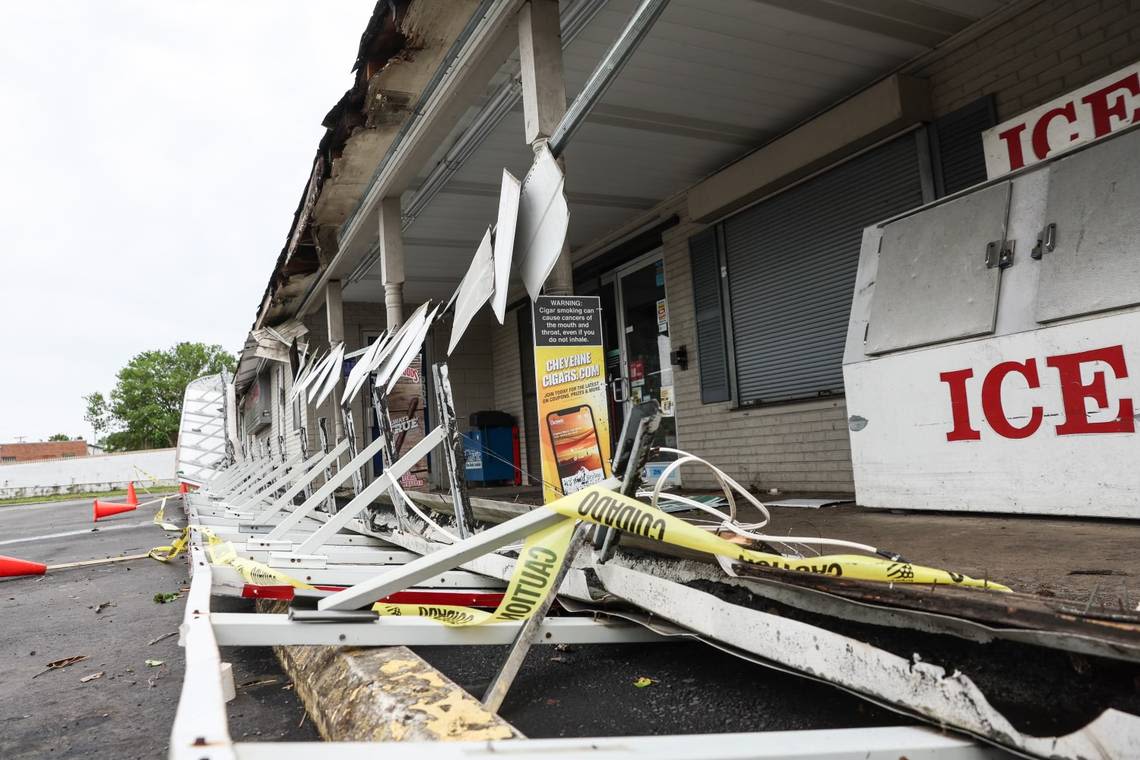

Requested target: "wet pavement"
[{"left": 0, "top": 495, "right": 317, "bottom": 759}]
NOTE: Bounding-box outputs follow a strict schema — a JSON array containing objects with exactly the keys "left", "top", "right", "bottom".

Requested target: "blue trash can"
[{"left": 462, "top": 411, "right": 518, "bottom": 486}]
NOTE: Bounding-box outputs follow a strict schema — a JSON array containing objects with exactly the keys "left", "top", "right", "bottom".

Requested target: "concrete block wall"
[{"left": 0, "top": 448, "right": 177, "bottom": 499}]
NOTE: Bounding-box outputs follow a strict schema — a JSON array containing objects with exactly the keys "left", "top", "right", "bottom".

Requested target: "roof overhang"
[{"left": 323, "top": 0, "right": 1010, "bottom": 308}]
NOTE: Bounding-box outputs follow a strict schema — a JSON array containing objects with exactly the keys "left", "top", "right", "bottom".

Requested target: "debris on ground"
[
  {"left": 239, "top": 678, "right": 282, "bottom": 689},
  {"left": 147, "top": 631, "right": 178, "bottom": 645},
  {"left": 80, "top": 672, "right": 105, "bottom": 683},
  {"left": 633, "top": 676, "right": 656, "bottom": 688},
  {"left": 145, "top": 659, "right": 165, "bottom": 667},
  {"left": 32, "top": 655, "right": 88, "bottom": 678},
  {"left": 153, "top": 592, "right": 179, "bottom": 604},
  {"left": 93, "top": 602, "right": 113, "bottom": 614}
]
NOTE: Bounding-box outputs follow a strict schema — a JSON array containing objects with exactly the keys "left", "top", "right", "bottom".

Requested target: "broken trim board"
[
  {"left": 595, "top": 562, "right": 1140, "bottom": 760},
  {"left": 767, "top": 498, "right": 853, "bottom": 509}
]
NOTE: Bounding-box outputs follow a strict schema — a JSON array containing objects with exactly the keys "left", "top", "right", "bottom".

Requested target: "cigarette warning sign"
[{"left": 532, "top": 296, "right": 611, "bottom": 503}]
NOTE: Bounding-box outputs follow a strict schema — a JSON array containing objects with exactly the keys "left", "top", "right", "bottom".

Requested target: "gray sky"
[{"left": 0, "top": 1, "right": 377, "bottom": 443}]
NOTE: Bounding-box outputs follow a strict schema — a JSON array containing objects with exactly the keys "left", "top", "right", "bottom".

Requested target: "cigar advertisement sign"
[{"left": 532, "top": 296, "right": 612, "bottom": 503}]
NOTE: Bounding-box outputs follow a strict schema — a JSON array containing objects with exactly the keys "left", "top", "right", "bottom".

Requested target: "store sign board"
[
  {"left": 983, "top": 60, "right": 1140, "bottom": 178},
  {"left": 532, "top": 296, "right": 612, "bottom": 503}
]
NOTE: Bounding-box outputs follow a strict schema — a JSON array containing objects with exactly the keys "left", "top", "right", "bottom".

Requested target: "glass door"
[{"left": 604, "top": 251, "right": 678, "bottom": 482}]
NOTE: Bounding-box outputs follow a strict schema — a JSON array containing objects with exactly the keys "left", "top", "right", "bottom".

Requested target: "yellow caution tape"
[
  {"left": 148, "top": 526, "right": 314, "bottom": 590},
  {"left": 133, "top": 464, "right": 166, "bottom": 485},
  {"left": 374, "top": 485, "right": 1009, "bottom": 626},
  {"left": 376, "top": 518, "right": 576, "bottom": 625},
  {"left": 148, "top": 526, "right": 192, "bottom": 563},
  {"left": 552, "top": 486, "right": 1008, "bottom": 590},
  {"left": 152, "top": 498, "right": 181, "bottom": 532}
]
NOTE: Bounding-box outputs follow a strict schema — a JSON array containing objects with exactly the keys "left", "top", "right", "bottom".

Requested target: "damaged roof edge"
[
  {"left": 246, "top": 0, "right": 413, "bottom": 340},
  {"left": 296, "top": 0, "right": 517, "bottom": 319}
]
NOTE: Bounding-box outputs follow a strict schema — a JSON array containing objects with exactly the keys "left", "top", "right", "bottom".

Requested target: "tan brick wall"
[
  {"left": 434, "top": 311, "right": 497, "bottom": 434},
  {"left": 913, "top": 0, "right": 1140, "bottom": 120}
]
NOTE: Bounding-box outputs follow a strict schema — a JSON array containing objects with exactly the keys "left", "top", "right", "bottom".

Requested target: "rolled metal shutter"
[
  {"left": 931, "top": 95, "right": 996, "bottom": 196},
  {"left": 688, "top": 228, "right": 730, "bottom": 403},
  {"left": 724, "top": 134, "right": 925, "bottom": 405}
]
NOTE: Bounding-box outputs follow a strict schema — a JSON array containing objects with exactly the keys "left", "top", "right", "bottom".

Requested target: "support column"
[
  {"left": 518, "top": 0, "right": 573, "bottom": 296},
  {"left": 325, "top": 279, "right": 346, "bottom": 441},
  {"left": 378, "top": 196, "right": 406, "bottom": 330}
]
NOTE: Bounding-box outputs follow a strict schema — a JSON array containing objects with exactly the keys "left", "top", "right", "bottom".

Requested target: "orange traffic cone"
[
  {"left": 93, "top": 499, "right": 137, "bottom": 522},
  {"left": 0, "top": 555, "right": 47, "bottom": 578},
  {"left": 126, "top": 482, "right": 138, "bottom": 506}
]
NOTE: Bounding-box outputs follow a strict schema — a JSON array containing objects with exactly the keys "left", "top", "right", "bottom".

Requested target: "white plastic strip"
[
  {"left": 447, "top": 227, "right": 495, "bottom": 355},
  {"left": 492, "top": 169, "right": 521, "bottom": 322},
  {"left": 515, "top": 145, "right": 569, "bottom": 300},
  {"left": 372, "top": 301, "right": 432, "bottom": 390}
]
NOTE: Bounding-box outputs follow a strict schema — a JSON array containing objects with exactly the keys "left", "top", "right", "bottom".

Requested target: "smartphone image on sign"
[{"left": 546, "top": 404, "right": 606, "bottom": 494}]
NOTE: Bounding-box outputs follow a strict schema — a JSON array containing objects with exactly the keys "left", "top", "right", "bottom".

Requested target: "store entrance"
[{"left": 599, "top": 250, "right": 678, "bottom": 481}]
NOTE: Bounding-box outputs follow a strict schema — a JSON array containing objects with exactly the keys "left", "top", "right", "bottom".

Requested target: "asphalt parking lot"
[{"left": 0, "top": 494, "right": 317, "bottom": 759}]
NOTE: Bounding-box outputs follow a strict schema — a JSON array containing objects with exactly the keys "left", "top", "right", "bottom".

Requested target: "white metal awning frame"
[{"left": 171, "top": 491, "right": 1002, "bottom": 760}]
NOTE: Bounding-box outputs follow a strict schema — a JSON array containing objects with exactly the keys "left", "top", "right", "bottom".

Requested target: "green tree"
[
  {"left": 48, "top": 433, "right": 73, "bottom": 441},
  {"left": 84, "top": 391, "right": 111, "bottom": 443},
  {"left": 86, "top": 343, "right": 235, "bottom": 451}
]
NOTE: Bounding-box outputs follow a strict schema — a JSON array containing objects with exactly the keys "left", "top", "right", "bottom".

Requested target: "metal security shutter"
[
  {"left": 689, "top": 228, "right": 731, "bottom": 403},
  {"left": 725, "top": 134, "right": 925, "bottom": 404},
  {"left": 931, "top": 96, "right": 996, "bottom": 196}
]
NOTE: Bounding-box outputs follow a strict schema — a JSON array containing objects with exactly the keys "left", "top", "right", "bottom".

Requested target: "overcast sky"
[{"left": 0, "top": 1, "right": 377, "bottom": 443}]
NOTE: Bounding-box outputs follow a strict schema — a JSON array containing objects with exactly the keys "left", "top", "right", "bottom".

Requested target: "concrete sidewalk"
[{"left": 748, "top": 502, "right": 1140, "bottom": 606}]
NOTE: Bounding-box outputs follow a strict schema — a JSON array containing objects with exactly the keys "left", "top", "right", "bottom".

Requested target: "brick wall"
[
  {"left": 598, "top": 0, "right": 1140, "bottom": 494},
  {"left": 913, "top": 0, "right": 1140, "bottom": 120},
  {"left": 0, "top": 440, "right": 89, "bottom": 463},
  {"left": 490, "top": 308, "right": 530, "bottom": 478}
]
